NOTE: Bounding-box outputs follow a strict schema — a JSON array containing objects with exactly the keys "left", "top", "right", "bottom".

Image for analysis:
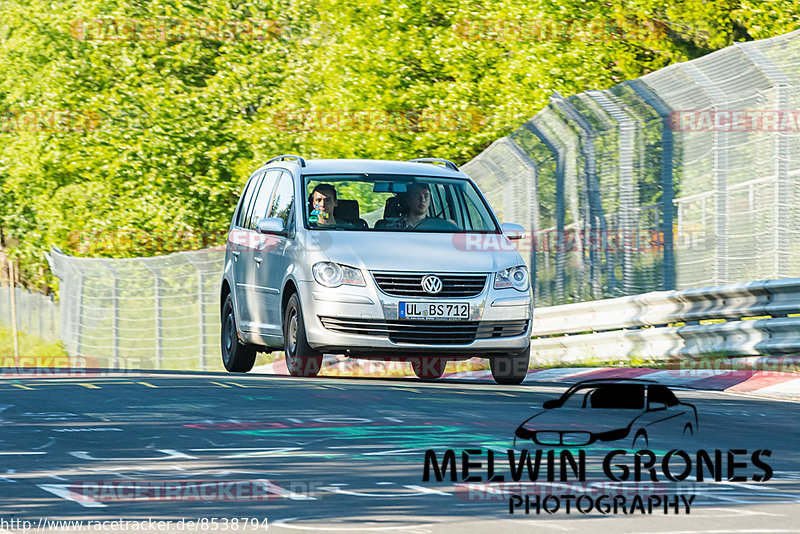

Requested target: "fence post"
[
  {"left": 587, "top": 90, "right": 637, "bottom": 296},
  {"left": 626, "top": 79, "right": 676, "bottom": 290},
  {"left": 683, "top": 63, "right": 728, "bottom": 285},
  {"left": 524, "top": 119, "right": 567, "bottom": 302},
  {"left": 184, "top": 253, "right": 209, "bottom": 371},
  {"left": 37, "top": 293, "right": 43, "bottom": 340},
  {"left": 26, "top": 288, "right": 32, "bottom": 338},
  {"left": 75, "top": 274, "right": 85, "bottom": 358},
  {"left": 51, "top": 294, "right": 57, "bottom": 344},
  {"left": 8, "top": 260, "right": 19, "bottom": 364},
  {"left": 154, "top": 270, "right": 163, "bottom": 369},
  {"left": 101, "top": 263, "right": 121, "bottom": 369},
  {"left": 550, "top": 94, "right": 607, "bottom": 299},
  {"left": 503, "top": 137, "right": 541, "bottom": 301},
  {"left": 735, "top": 44, "right": 791, "bottom": 279}
]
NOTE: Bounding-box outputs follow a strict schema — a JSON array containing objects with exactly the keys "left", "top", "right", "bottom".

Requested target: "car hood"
[
  {"left": 518, "top": 408, "right": 646, "bottom": 434},
  {"left": 309, "top": 230, "right": 525, "bottom": 272}
]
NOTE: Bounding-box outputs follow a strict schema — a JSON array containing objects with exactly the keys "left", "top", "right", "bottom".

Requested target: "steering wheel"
[{"left": 413, "top": 217, "right": 461, "bottom": 231}]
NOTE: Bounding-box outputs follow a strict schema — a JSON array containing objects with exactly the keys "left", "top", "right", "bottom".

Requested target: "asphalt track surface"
[{"left": 0, "top": 371, "right": 799, "bottom": 533}]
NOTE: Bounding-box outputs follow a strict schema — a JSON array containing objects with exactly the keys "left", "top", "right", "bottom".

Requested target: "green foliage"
[
  {"left": 0, "top": 327, "right": 67, "bottom": 359},
  {"left": 0, "top": 0, "right": 796, "bottom": 288}
]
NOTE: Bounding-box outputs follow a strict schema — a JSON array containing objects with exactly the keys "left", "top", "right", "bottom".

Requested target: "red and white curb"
[{"left": 255, "top": 357, "right": 800, "bottom": 400}]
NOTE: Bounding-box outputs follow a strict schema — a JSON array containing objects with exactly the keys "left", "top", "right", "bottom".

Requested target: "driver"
[
  {"left": 406, "top": 182, "right": 431, "bottom": 227},
  {"left": 386, "top": 182, "right": 431, "bottom": 229}
]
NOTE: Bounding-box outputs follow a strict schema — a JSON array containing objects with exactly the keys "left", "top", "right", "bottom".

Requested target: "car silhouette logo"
[
  {"left": 421, "top": 275, "right": 443, "bottom": 294},
  {"left": 513, "top": 379, "right": 699, "bottom": 449}
]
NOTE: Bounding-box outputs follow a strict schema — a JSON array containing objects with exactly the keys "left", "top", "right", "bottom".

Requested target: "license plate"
[{"left": 398, "top": 302, "right": 470, "bottom": 320}]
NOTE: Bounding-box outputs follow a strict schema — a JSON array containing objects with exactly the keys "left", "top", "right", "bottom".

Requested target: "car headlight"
[
  {"left": 494, "top": 265, "right": 529, "bottom": 291},
  {"left": 312, "top": 262, "right": 365, "bottom": 288}
]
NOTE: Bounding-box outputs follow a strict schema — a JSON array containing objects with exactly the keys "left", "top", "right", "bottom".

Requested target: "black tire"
[
  {"left": 221, "top": 293, "right": 256, "bottom": 373},
  {"left": 490, "top": 346, "right": 530, "bottom": 385},
  {"left": 283, "top": 293, "right": 322, "bottom": 378},
  {"left": 412, "top": 358, "right": 447, "bottom": 380}
]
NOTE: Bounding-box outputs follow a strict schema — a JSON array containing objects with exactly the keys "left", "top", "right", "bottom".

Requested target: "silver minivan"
[{"left": 220, "top": 155, "right": 532, "bottom": 384}]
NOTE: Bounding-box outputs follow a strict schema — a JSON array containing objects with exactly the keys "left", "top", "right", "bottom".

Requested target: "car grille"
[
  {"left": 534, "top": 431, "right": 592, "bottom": 446},
  {"left": 319, "top": 317, "right": 528, "bottom": 345},
  {"left": 371, "top": 272, "right": 488, "bottom": 298}
]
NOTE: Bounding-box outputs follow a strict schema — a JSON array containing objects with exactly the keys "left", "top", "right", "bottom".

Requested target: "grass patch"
[{"left": 0, "top": 327, "right": 67, "bottom": 359}]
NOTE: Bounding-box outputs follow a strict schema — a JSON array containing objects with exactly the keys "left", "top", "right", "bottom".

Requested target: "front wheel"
[
  {"left": 490, "top": 347, "right": 530, "bottom": 385},
  {"left": 221, "top": 293, "right": 257, "bottom": 373},
  {"left": 283, "top": 293, "right": 322, "bottom": 377},
  {"left": 412, "top": 358, "right": 447, "bottom": 380}
]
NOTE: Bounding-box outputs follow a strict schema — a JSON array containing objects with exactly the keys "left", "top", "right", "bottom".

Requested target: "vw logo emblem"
[{"left": 421, "top": 275, "right": 443, "bottom": 294}]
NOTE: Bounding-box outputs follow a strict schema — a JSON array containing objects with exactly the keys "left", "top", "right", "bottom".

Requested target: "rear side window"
[
  {"left": 236, "top": 171, "right": 264, "bottom": 228},
  {"left": 268, "top": 171, "right": 295, "bottom": 226},
  {"left": 649, "top": 385, "right": 679, "bottom": 407},
  {"left": 246, "top": 170, "right": 282, "bottom": 229}
]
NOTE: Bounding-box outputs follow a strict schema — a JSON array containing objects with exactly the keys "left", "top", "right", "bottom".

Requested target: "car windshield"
[{"left": 303, "top": 174, "right": 500, "bottom": 233}]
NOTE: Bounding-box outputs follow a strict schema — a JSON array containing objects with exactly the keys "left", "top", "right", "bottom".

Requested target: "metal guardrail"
[{"left": 530, "top": 278, "right": 800, "bottom": 363}]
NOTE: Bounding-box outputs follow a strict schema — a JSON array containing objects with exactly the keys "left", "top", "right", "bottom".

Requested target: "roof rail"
[
  {"left": 408, "top": 158, "right": 459, "bottom": 172},
  {"left": 266, "top": 154, "right": 306, "bottom": 167}
]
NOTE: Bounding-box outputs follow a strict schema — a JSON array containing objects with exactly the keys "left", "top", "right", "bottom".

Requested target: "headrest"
[
  {"left": 383, "top": 195, "right": 407, "bottom": 219},
  {"left": 334, "top": 199, "right": 360, "bottom": 222}
]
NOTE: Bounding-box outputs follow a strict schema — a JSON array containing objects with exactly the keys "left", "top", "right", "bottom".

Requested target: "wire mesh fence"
[
  {"left": 47, "top": 247, "right": 225, "bottom": 369},
  {"left": 26, "top": 29, "right": 800, "bottom": 366},
  {"left": 0, "top": 285, "right": 60, "bottom": 343},
  {"left": 463, "top": 30, "right": 800, "bottom": 306}
]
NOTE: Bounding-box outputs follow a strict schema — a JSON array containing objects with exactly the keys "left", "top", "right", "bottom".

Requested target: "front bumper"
[{"left": 297, "top": 277, "right": 532, "bottom": 358}]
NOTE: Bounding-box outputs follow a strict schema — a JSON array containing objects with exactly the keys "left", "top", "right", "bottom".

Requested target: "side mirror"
[
  {"left": 501, "top": 222, "right": 526, "bottom": 240},
  {"left": 543, "top": 399, "right": 559, "bottom": 409},
  {"left": 256, "top": 217, "right": 288, "bottom": 237}
]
